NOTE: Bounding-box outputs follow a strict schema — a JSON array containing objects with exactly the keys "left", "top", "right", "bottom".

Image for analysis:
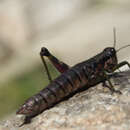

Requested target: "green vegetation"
[{"left": 0, "top": 63, "right": 59, "bottom": 119}]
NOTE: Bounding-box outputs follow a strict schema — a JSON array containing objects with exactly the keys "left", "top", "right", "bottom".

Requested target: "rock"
[{"left": 1, "top": 71, "right": 130, "bottom": 130}]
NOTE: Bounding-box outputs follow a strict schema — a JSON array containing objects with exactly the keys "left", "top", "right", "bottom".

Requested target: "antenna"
[
  {"left": 116, "top": 45, "right": 130, "bottom": 52},
  {"left": 113, "top": 27, "right": 116, "bottom": 48},
  {"left": 112, "top": 28, "right": 130, "bottom": 52}
]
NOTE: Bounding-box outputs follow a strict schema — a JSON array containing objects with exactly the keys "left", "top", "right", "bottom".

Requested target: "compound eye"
[
  {"left": 111, "top": 48, "right": 116, "bottom": 56},
  {"left": 111, "top": 48, "right": 114, "bottom": 52}
]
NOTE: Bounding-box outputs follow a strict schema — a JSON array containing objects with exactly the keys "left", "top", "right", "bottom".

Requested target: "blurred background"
[{"left": 0, "top": 0, "right": 130, "bottom": 119}]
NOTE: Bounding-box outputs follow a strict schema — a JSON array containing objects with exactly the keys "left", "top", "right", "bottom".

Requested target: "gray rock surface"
[{"left": 1, "top": 71, "right": 130, "bottom": 130}]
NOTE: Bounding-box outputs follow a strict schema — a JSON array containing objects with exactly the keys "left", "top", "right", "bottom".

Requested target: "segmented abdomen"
[
  {"left": 19, "top": 57, "right": 104, "bottom": 117},
  {"left": 32, "top": 64, "right": 90, "bottom": 113}
]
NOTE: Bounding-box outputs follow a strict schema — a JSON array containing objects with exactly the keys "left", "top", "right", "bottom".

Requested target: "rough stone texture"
[{"left": 1, "top": 70, "right": 130, "bottom": 130}]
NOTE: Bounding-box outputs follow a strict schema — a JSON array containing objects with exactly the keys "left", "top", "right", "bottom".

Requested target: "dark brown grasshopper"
[{"left": 16, "top": 29, "right": 130, "bottom": 126}]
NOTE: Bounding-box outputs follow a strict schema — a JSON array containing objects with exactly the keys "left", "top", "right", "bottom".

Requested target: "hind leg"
[{"left": 40, "top": 47, "right": 70, "bottom": 82}]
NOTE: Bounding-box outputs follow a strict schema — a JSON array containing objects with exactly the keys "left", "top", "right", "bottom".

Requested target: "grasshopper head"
[{"left": 103, "top": 47, "right": 117, "bottom": 72}]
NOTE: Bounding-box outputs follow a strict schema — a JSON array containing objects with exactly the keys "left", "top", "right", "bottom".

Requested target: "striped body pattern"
[{"left": 17, "top": 47, "right": 118, "bottom": 117}]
